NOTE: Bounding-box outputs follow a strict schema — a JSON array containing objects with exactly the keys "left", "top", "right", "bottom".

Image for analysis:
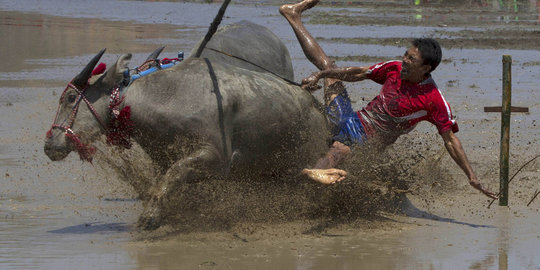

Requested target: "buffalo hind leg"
[{"left": 138, "top": 145, "right": 226, "bottom": 230}]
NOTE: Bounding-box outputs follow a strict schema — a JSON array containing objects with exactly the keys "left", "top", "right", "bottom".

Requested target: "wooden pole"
[
  {"left": 484, "top": 106, "right": 528, "bottom": 113},
  {"left": 499, "top": 55, "right": 512, "bottom": 206}
]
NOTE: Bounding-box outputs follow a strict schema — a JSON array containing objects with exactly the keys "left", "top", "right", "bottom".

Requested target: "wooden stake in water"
[{"left": 499, "top": 55, "right": 512, "bottom": 206}]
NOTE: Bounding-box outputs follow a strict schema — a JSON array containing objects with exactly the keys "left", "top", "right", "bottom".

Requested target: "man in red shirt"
[{"left": 280, "top": 0, "right": 497, "bottom": 199}]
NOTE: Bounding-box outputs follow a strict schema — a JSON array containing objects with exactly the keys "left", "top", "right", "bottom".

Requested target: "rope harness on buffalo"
[{"left": 46, "top": 53, "right": 183, "bottom": 163}]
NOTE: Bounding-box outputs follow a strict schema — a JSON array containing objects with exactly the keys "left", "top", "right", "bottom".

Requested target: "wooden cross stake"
[{"left": 484, "top": 55, "right": 529, "bottom": 206}]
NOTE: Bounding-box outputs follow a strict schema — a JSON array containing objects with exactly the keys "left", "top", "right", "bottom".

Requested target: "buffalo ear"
[
  {"left": 73, "top": 49, "right": 106, "bottom": 87},
  {"left": 101, "top": 53, "right": 132, "bottom": 88}
]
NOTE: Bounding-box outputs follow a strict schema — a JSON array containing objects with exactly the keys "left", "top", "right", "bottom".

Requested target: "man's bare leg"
[
  {"left": 279, "top": 0, "right": 332, "bottom": 71},
  {"left": 314, "top": 141, "right": 351, "bottom": 168},
  {"left": 279, "top": 0, "right": 342, "bottom": 104},
  {"left": 302, "top": 141, "right": 351, "bottom": 184},
  {"left": 281, "top": 0, "right": 351, "bottom": 184}
]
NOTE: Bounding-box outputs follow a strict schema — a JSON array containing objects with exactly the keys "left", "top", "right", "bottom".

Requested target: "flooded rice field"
[{"left": 1, "top": 0, "right": 539, "bottom": 269}]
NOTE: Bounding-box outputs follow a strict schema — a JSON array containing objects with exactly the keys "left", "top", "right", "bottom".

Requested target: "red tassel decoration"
[
  {"left": 92, "top": 62, "right": 107, "bottom": 76},
  {"left": 65, "top": 132, "right": 96, "bottom": 163},
  {"left": 107, "top": 105, "right": 133, "bottom": 148}
]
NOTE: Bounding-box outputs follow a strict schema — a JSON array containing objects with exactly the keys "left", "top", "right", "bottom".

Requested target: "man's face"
[{"left": 401, "top": 46, "right": 431, "bottom": 82}]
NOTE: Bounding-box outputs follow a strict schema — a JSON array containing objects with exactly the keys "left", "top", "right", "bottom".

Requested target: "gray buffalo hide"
[{"left": 44, "top": 21, "right": 330, "bottom": 229}]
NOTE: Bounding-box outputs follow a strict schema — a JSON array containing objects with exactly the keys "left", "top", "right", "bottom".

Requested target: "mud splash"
[
  {"left": 1, "top": 0, "right": 539, "bottom": 269},
  {"left": 93, "top": 135, "right": 428, "bottom": 233}
]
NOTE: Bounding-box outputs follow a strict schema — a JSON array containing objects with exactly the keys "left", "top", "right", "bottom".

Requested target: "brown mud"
[{"left": 0, "top": 0, "right": 539, "bottom": 269}]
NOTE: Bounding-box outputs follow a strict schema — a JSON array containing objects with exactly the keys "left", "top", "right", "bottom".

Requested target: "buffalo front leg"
[{"left": 138, "top": 146, "right": 226, "bottom": 230}]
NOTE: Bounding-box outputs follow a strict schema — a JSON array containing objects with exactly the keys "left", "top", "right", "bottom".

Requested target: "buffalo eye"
[{"left": 67, "top": 94, "right": 77, "bottom": 103}]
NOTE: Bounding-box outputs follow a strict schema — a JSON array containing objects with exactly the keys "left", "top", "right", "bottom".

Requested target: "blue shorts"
[{"left": 326, "top": 89, "right": 367, "bottom": 146}]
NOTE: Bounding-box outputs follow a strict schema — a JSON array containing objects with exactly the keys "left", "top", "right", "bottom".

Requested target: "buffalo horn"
[
  {"left": 145, "top": 46, "right": 165, "bottom": 61},
  {"left": 72, "top": 48, "right": 106, "bottom": 87}
]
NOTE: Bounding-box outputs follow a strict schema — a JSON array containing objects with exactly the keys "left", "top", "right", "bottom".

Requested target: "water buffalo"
[{"left": 44, "top": 21, "right": 330, "bottom": 229}]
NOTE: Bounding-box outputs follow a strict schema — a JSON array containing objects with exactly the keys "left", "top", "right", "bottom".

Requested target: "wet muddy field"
[{"left": 1, "top": 0, "right": 539, "bottom": 269}]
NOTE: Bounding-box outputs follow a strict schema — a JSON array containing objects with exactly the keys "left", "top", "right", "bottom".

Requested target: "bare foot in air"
[
  {"left": 302, "top": 168, "right": 347, "bottom": 184},
  {"left": 279, "top": 0, "right": 321, "bottom": 21}
]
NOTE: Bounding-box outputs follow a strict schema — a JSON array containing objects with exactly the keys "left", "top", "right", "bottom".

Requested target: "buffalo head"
[{"left": 44, "top": 49, "right": 132, "bottom": 162}]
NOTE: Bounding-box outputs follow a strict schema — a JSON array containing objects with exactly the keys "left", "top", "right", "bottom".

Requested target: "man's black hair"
[{"left": 412, "top": 38, "right": 442, "bottom": 73}]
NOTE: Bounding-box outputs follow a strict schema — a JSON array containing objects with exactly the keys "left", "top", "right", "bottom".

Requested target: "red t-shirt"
[{"left": 357, "top": 60, "right": 458, "bottom": 145}]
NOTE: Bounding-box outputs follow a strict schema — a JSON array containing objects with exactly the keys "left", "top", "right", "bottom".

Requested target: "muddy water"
[{"left": 1, "top": 0, "right": 539, "bottom": 269}]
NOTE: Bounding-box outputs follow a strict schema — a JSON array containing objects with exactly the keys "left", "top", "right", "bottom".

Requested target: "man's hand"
[
  {"left": 301, "top": 73, "right": 321, "bottom": 92},
  {"left": 441, "top": 131, "right": 499, "bottom": 200},
  {"left": 469, "top": 177, "right": 498, "bottom": 199}
]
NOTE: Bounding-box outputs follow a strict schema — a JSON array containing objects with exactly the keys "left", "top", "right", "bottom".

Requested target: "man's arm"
[
  {"left": 441, "top": 130, "right": 498, "bottom": 199},
  {"left": 301, "top": 66, "right": 370, "bottom": 90}
]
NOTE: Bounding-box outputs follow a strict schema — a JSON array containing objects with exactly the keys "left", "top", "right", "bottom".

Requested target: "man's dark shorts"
[{"left": 326, "top": 83, "right": 367, "bottom": 146}]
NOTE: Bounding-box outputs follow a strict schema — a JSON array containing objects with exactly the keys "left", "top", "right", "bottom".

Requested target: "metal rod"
[{"left": 499, "top": 55, "right": 512, "bottom": 206}]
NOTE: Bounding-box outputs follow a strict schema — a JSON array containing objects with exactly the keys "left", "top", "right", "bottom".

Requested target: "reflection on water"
[
  {"left": 127, "top": 206, "right": 540, "bottom": 270},
  {"left": 0, "top": 194, "right": 136, "bottom": 269},
  {"left": 497, "top": 209, "right": 509, "bottom": 270},
  {"left": 392, "top": 206, "right": 540, "bottom": 270}
]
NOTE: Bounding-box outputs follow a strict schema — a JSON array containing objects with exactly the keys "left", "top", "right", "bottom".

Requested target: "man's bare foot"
[
  {"left": 279, "top": 0, "right": 320, "bottom": 21},
  {"left": 302, "top": 168, "right": 347, "bottom": 184}
]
